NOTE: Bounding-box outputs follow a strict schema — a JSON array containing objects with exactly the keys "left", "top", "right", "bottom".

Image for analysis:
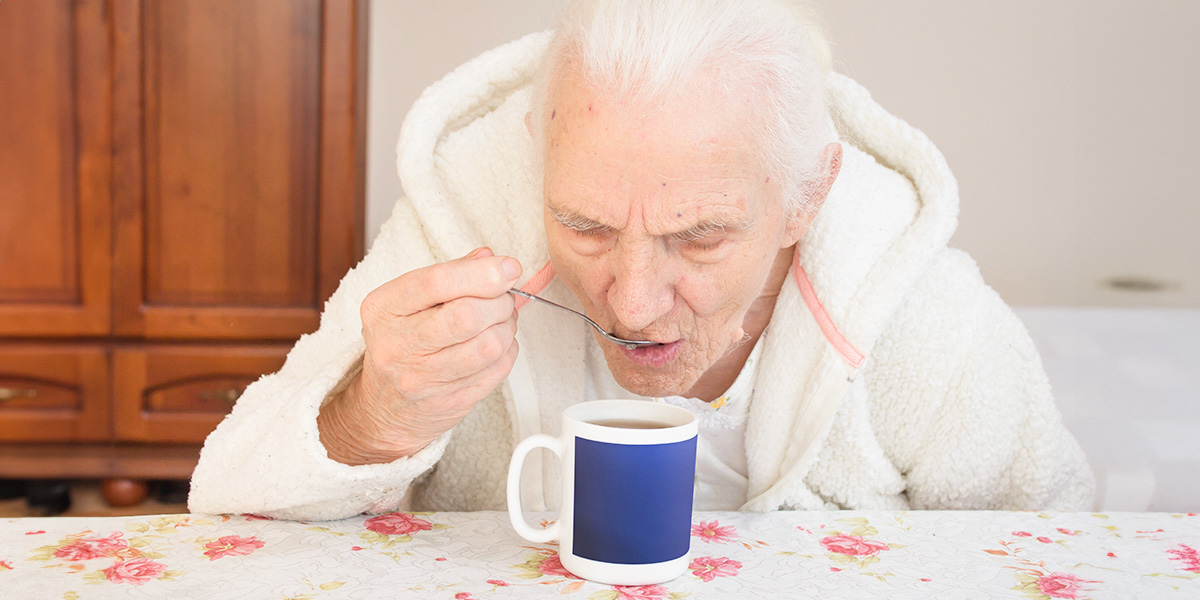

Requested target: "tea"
[{"left": 587, "top": 418, "right": 673, "bottom": 430}]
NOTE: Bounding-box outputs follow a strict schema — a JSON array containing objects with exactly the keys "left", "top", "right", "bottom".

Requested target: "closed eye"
[
  {"left": 565, "top": 223, "right": 613, "bottom": 237},
  {"left": 684, "top": 237, "right": 724, "bottom": 250},
  {"left": 672, "top": 223, "right": 728, "bottom": 251},
  {"left": 549, "top": 205, "right": 614, "bottom": 237}
]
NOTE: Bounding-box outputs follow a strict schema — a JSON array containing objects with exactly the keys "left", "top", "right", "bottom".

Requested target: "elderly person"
[{"left": 189, "top": 0, "right": 1093, "bottom": 520}]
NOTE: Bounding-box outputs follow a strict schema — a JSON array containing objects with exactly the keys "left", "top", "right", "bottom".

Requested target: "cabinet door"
[
  {"left": 111, "top": 0, "right": 365, "bottom": 341},
  {"left": 113, "top": 345, "right": 290, "bottom": 443},
  {"left": 0, "top": 345, "right": 110, "bottom": 442},
  {"left": 0, "top": 0, "right": 112, "bottom": 337}
]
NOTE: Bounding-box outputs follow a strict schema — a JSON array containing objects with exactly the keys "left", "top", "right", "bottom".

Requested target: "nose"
[{"left": 606, "top": 242, "right": 674, "bottom": 334}]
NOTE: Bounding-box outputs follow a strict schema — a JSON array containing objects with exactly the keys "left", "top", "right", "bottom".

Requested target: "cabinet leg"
[{"left": 102, "top": 478, "right": 149, "bottom": 507}]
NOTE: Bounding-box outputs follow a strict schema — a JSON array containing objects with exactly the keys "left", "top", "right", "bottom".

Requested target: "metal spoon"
[{"left": 508, "top": 288, "right": 658, "bottom": 349}]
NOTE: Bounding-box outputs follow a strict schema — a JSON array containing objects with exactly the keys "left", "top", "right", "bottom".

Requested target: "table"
[{"left": 3, "top": 511, "right": 1198, "bottom": 599}]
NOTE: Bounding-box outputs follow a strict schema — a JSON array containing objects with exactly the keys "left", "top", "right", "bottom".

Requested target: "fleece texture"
[{"left": 189, "top": 32, "right": 1094, "bottom": 520}]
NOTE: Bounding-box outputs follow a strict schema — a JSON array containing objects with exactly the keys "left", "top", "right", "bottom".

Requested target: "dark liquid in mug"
[{"left": 586, "top": 418, "right": 673, "bottom": 430}]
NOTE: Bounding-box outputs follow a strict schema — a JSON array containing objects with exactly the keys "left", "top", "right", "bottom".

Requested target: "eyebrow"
[
  {"left": 547, "top": 204, "right": 752, "bottom": 240},
  {"left": 548, "top": 205, "right": 610, "bottom": 232}
]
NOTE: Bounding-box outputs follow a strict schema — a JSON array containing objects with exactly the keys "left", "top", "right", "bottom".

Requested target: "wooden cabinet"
[{"left": 0, "top": 0, "right": 365, "bottom": 479}]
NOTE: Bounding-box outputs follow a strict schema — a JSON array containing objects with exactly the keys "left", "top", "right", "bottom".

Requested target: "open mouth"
[{"left": 619, "top": 340, "right": 682, "bottom": 367}]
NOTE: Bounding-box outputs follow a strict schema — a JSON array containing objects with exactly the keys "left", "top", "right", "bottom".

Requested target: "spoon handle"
[{"left": 507, "top": 289, "right": 655, "bottom": 349}]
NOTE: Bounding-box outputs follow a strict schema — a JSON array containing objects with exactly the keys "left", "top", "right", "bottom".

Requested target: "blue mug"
[{"left": 507, "top": 400, "right": 698, "bottom": 585}]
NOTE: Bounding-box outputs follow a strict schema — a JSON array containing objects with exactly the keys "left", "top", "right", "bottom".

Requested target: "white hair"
[{"left": 531, "top": 0, "right": 836, "bottom": 216}]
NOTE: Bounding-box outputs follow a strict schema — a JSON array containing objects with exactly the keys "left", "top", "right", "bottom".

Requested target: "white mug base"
[{"left": 561, "top": 552, "right": 689, "bottom": 586}]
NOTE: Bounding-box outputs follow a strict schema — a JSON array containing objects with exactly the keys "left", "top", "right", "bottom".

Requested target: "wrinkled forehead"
[{"left": 541, "top": 84, "right": 778, "bottom": 229}]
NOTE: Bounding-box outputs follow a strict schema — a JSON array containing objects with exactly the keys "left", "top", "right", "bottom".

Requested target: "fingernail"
[
  {"left": 502, "top": 258, "right": 522, "bottom": 280},
  {"left": 467, "top": 247, "right": 490, "bottom": 259}
]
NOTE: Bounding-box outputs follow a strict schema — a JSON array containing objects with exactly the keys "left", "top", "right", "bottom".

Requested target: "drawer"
[
  {"left": 0, "top": 345, "right": 111, "bottom": 442},
  {"left": 113, "top": 344, "right": 290, "bottom": 443}
]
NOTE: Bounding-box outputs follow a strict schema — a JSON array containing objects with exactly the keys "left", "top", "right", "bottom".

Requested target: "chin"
[
  {"left": 614, "top": 374, "right": 687, "bottom": 398},
  {"left": 607, "top": 362, "right": 700, "bottom": 398}
]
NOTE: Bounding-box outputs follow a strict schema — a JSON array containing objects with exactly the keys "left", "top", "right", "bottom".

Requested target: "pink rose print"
[
  {"left": 691, "top": 520, "right": 736, "bottom": 544},
  {"left": 689, "top": 556, "right": 742, "bottom": 582},
  {"left": 1037, "top": 537, "right": 1053, "bottom": 544},
  {"left": 1167, "top": 544, "right": 1200, "bottom": 573},
  {"left": 1056, "top": 528, "right": 1076, "bottom": 536},
  {"left": 0, "top": 560, "right": 12, "bottom": 571},
  {"left": 1035, "top": 572, "right": 1087, "bottom": 599},
  {"left": 102, "top": 558, "right": 168, "bottom": 585},
  {"left": 364, "top": 512, "right": 433, "bottom": 536},
  {"left": 203, "top": 535, "right": 265, "bottom": 560},
  {"left": 820, "top": 534, "right": 890, "bottom": 556},
  {"left": 538, "top": 554, "right": 581, "bottom": 579},
  {"left": 1013, "top": 531, "right": 1032, "bottom": 537},
  {"left": 615, "top": 584, "right": 670, "bottom": 599},
  {"left": 486, "top": 579, "right": 509, "bottom": 586},
  {"left": 454, "top": 593, "right": 474, "bottom": 600},
  {"left": 54, "top": 532, "right": 130, "bottom": 561}
]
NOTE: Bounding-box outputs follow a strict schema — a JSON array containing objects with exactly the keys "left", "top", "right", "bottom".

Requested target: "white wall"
[
  {"left": 366, "top": 0, "right": 564, "bottom": 245},
  {"left": 821, "top": 1, "right": 1200, "bottom": 307},
  {"left": 366, "top": 0, "right": 1199, "bottom": 307}
]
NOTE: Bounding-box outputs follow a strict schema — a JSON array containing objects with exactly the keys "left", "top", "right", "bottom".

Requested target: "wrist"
[{"left": 317, "top": 374, "right": 432, "bottom": 465}]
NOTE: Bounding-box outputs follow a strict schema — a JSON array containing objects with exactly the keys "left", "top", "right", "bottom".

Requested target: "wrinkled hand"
[{"left": 318, "top": 247, "right": 521, "bottom": 465}]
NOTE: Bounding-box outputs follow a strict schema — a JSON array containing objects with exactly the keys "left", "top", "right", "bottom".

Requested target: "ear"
[
  {"left": 783, "top": 142, "right": 843, "bottom": 245},
  {"left": 524, "top": 112, "right": 534, "bottom": 139}
]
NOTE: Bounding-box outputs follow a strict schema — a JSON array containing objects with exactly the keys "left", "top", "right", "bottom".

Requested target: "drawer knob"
[
  {"left": 201, "top": 387, "right": 243, "bottom": 405},
  {"left": 0, "top": 387, "right": 38, "bottom": 402}
]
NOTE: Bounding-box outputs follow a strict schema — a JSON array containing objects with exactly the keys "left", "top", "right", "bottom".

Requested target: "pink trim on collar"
[
  {"left": 792, "top": 251, "right": 865, "bottom": 368},
  {"left": 515, "top": 261, "right": 557, "bottom": 310}
]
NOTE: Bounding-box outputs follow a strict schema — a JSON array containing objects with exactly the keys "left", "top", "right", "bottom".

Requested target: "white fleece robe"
[{"left": 188, "top": 33, "right": 1095, "bottom": 520}]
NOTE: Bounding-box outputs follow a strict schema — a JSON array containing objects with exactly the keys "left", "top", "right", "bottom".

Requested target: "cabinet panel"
[
  {"left": 0, "top": 0, "right": 112, "bottom": 337},
  {"left": 142, "top": 0, "right": 321, "bottom": 309},
  {"left": 0, "top": 345, "right": 111, "bottom": 442},
  {"left": 113, "top": 344, "right": 290, "bottom": 443},
  {"left": 111, "top": 0, "right": 364, "bottom": 341}
]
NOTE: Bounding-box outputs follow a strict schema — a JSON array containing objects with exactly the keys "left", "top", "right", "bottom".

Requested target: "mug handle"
[{"left": 507, "top": 433, "right": 563, "bottom": 543}]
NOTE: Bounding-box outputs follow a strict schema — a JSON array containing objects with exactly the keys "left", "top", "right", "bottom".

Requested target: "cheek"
[{"left": 679, "top": 248, "right": 772, "bottom": 316}]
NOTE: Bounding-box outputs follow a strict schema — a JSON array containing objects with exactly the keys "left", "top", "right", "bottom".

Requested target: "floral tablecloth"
[{"left": 2, "top": 510, "right": 1198, "bottom": 599}]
